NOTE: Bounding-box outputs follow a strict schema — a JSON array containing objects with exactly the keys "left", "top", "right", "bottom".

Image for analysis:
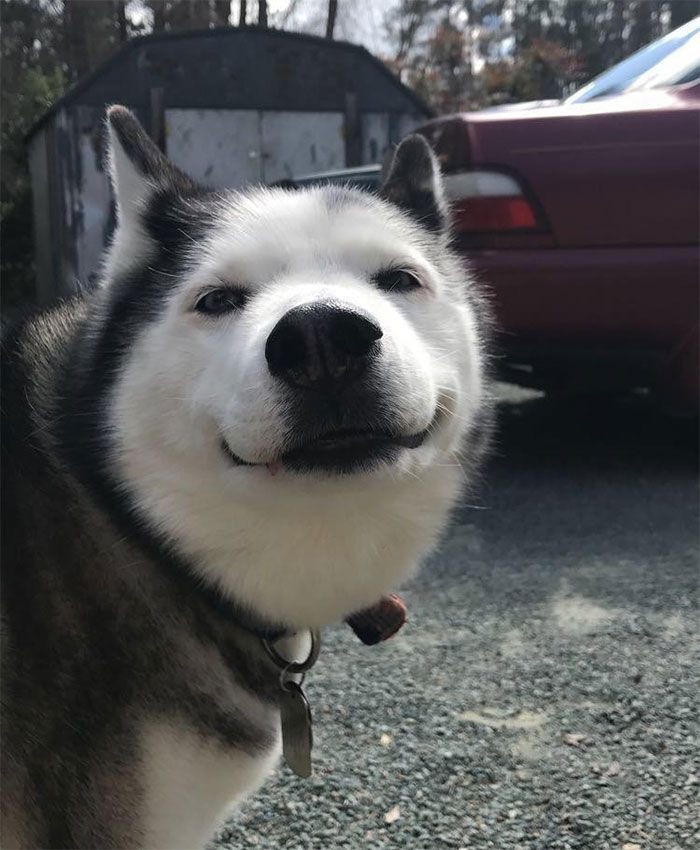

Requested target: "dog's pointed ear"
[
  {"left": 106, "top": 105, "right": 196, "bottom": 224},
  {"left": 379, "top": 135, "right": 450, "bottom": 235}
]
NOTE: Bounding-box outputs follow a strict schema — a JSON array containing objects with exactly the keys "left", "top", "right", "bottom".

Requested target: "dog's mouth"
[{"left": 221, "top": 427, "right": 428, "bottom": 474}]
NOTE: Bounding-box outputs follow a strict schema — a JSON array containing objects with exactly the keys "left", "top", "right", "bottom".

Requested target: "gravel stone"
[{"left": 212, "top": 393, "right": 699, "bottom": 850}]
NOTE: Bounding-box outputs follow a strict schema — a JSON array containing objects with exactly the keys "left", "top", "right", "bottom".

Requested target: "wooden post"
[{"left": 115, "top": 0, "right": 128, "bottom": 43}]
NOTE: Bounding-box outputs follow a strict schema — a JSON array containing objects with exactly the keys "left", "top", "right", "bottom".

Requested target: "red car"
[{"left": 416, "top": 24, "right": 700, "bottom": 408}]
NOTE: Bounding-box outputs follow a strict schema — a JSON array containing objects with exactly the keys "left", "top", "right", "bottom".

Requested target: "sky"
[
  {"left": 267, "top": 0, "right": 396, "bottom": 55},
  {"left": 125, "top": 0, "right": 397, "bottom": 56}
]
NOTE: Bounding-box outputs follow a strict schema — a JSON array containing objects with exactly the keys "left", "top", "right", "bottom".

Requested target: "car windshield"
[
  {"left": 626, "top": 31, "right": 700, "bottom": 91},
  {"left": 566, "top": 16, "right": 700, "bottom": 103}
]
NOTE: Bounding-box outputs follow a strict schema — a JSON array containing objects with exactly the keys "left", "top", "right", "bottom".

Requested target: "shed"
[{"left": 27, "top": 26, "right": 431, "bottom": 302}]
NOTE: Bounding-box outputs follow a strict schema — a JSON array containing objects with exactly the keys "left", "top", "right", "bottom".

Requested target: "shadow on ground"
[
  {"left": 436, "top": 391, "right": 699, "bottom": 596},
  {"left": 492, "top": 389, "right": 697, "bottom": 473}
]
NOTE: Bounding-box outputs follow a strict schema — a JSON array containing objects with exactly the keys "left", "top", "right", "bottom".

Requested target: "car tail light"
[{"left": 443, "top": 171, "right": 541, "bottom": 232}]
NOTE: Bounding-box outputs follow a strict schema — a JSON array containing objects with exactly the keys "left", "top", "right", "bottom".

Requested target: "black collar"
[{"left": 165, "top": 554, "right": 289, "bottom": 642}]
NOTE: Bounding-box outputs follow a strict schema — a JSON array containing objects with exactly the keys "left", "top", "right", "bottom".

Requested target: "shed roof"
[{"left": 27, "top": 26, "right": 431, "bottom": 140}]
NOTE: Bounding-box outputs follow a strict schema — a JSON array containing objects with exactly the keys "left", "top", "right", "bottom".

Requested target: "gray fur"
[{"left": 1, "top": 302, "right": 281, "bottom": 847}]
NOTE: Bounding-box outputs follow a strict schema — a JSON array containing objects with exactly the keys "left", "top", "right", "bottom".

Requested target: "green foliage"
[
  {"left": 0, "top": 0, "right": 233, "bottom": 307},
  {"left": 1, "top": 66, "right": 67, "bottom": 209},
  {"left": 482, "top": 37, "right": 584, "bottom": 105},
  {"left": 397, "top": 18, "right": 475, "bottom": 114},
  {"left": 1, "top": 64, "right": 66, "bottom": 301},
  {"left": 386, "top": 0, "right": 696, "bottom": 113},
  {"left": 146, "top": 0, "right": 232, "bottom": 32},
  {"left": 1, "top": 0, "right": 69, "bottom": 307},
  {"left": 1, "top": 0, "right": 697, "bottom": 306}
]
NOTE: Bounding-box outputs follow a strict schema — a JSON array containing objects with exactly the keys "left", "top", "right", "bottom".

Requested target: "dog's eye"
[
  {"left": 374, "top": 269, "right": 421, "bottom": 293},
  {"left": 194, "top": 288, "right": 247, "bottom": 316}
]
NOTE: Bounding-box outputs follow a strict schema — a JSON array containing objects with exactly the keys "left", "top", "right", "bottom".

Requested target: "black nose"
[{"left": 265, "top": 303, "right": 383, "bottom": 390}]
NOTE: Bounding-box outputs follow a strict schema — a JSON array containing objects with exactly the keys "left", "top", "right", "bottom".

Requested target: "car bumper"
[{"left": 466, "top": 244, "right": 699, "bottom": 402}]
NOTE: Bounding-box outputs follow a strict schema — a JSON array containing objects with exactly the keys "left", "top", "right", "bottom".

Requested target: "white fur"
[
  {"left": 100, "top": 125, "right": 487, "bottom": 846},
  {"left": 140, "top": 718, "right": 279, "bottom": 850},
  {"left": 139, "top": 631, "right": 310, "bottom": 849},
  {"left": 107, "top": 185, "right": 484, "bottom": 629},
  {"left": 102, "top": 121, "right": 157, "bottom": 281}
]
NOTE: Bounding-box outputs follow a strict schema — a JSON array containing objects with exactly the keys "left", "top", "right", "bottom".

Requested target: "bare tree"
[
  {"left": 214, "top": 1, "right": 231, "bottom": 26},
  {"left": 114, "top": 0, "right": 128, "bottom": 42},
  {"left": 258, "top": 0, "right": 268, "bottom": 28},
  {"left": 64, "top": 0, "right": 90, "bottom": 80},
  {"left": 387, "top": 0, "right": 434, "bottom": 64},
  {"left": 326, "top": 0, "right": 338, "bottom": 39},
  {"left": 274, "top": 0, "right": 302, "bottom": 29},
  {"left": 149, "top": 0, "right": 167, "bottom": 32}
]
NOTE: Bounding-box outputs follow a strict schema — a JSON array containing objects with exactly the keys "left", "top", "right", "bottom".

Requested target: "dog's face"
[{"left": 100, "top": 107, "right": 490, "bottom": 629}]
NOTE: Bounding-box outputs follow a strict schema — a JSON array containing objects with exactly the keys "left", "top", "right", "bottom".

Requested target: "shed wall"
[
  {"left": 27, "top": 32, "right": 430, "bottom": 301},
  {"left": 258, "top": 111, "right": 345, "bottom": 182},
  {"left": 165, "top": 109, "right": 263, "bottom": 186},
  {"left": 165, "top": 108, "right": 422, "bottom": 188},
  {"left": 52, "top": 107, "right": 113, "bottom": 293},
  {"left": 165, "top": 109, "right": 347, "bottom": 186},
  {"left": 31, "top": 104, "right": 425, "bottom": 300}
]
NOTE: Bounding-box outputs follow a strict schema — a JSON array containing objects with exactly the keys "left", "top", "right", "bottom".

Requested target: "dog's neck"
[
  {"left": 150, "top": 544, "right": 290, "bottom": 642},
  {"left": 49, "top": 300, "right": 413, "bottom": 646},
  {"left": 42, "top": 305, "right": 290, "bottom": 643}
]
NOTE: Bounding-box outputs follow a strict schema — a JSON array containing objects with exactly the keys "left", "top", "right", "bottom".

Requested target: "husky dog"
[{"left": 1, "top": 106, "right": 492, "bottom": 849}]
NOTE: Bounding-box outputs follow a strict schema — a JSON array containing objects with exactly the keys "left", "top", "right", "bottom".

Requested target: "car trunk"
[{"left": 419, "top": 87, "right": 700, "bottom": 249}]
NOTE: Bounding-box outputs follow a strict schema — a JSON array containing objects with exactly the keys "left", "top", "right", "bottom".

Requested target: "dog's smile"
[{"left": 221, "top": 426, "right": 429, "bottom": 474}]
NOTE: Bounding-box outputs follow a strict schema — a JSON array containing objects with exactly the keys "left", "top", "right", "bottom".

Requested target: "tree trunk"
[
  {"left": 258, "top": 0, "right": 267, "bottom": 28},
  {"left": 628, "top": 0, "right": 653, "bottom": 53},
  {"left": 187, "top": 0, "right": 213, "bottom": 28},
  {"left": 239, "top": 0, "right": 247, "bottom": 26},
  {"left": 214, "top": 0, "right": 230, "bottom": 26},
  {"left": 64, "top": 0, "right": 90, "bottom": 80},
  {"left": 605, "top": 0, "right": 625, "bottom": 66},
  {"left": 326, "top": 0, "right": 338, "bottom": 39},
  {"left": 115, "top": 0, "right": 128, "bottom": 42},
  {"left": 151, "top": 1, "right": 167, "bottom": 33}
]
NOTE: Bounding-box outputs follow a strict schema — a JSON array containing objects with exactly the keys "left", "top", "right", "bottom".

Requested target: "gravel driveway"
[{"left": 214, "top": 391, "right": 699, "bottom": 850}]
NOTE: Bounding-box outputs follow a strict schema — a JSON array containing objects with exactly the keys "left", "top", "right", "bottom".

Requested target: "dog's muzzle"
[
  {"left": 265, "top": 303, "right": 382, "bottom": 393},
  {"left": 223, "top": 301, "right": 431, "bottom": 474}
]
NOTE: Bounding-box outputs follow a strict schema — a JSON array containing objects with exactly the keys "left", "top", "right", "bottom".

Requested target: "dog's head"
[{"left": 89, "top": 106, "right": 491, "bottom": 629}]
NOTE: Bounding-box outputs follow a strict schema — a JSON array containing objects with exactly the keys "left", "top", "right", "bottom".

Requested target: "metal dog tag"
[{"left": 280, "top": 680, "right": 313, "bottom": 778}]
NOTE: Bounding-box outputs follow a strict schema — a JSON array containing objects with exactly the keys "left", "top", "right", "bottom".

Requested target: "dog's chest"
[
  {"left": 138, "top": 633, "right": 310, "bottom": 849},
  {"left": 139, "top": 717, "right": 281, "bottom": 850}
]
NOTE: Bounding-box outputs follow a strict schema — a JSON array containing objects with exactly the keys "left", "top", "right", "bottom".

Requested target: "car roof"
[{"left": 293, "top": 164, "right": 382, "bottom": 182}]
